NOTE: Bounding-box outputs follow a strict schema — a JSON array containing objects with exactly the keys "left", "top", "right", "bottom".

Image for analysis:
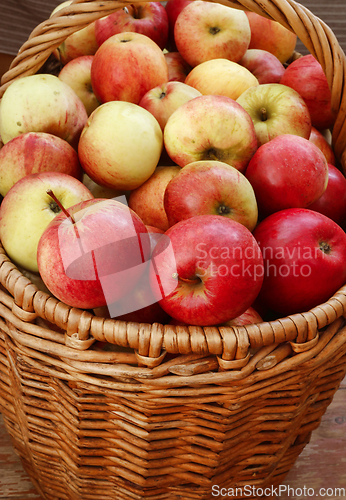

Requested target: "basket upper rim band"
[{"left": 0, "top": 0, "right": 346, "bottom": 356}]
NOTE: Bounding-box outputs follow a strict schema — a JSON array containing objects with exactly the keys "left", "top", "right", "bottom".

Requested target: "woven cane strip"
[{"left": 0, "top": 0, "right": 345, "bottom": 359}]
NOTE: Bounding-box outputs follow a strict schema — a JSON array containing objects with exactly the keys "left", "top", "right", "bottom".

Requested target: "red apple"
[
  {"left": 100, "top": 260, "right": 171, "bottom": 325},
  {"left": 239, "top": 49, "right": 285, "bottom": 84},
  {"left": 308, "top": 164, "right": 346, "bottom": 227},
  {"left": 146, "top": 225, "right": 165, "bottom": 254},
  {"left": 236, "top": 83, "right": 311, "bottom": 147},
  {"left": 58, "top": 55, "right": 100, "bottom": 116},
  {"left": 128, "top": 166, "right": 181, "bottom": 231},
  {"left": 111, "top": 299, "right": 171, "bottom": 324},
  {"left": 163, "top": 160, "right": 258, "bottom": 231},
  {"left": 37, "top": 198, "right": 151, "bottom": 309},
  {"left": 245, "top": 134, "right": 328, "bottom": 217},
  {"left": 93, "top": 224, "right": 170, "bottom": 323},
  {"left": 223, "top": 306, "right": 263, "bottom": 326},
  {"left": 253, "top": 208, "right": 346, "bottom": 315},
  {"left": 309, "top": 127, "right": 336, "bottom": 165},
  {"left": 150, "top": 215, "right": 264, "bottom": 326},
  {"left": 0, "top": 132, "right": 82, "bottom": 197},
  {"left": 174, "top": 1, "right": 251, "bottom": 67},
  {"left": 164, "top": 51, "right": 191, "bottom": 82},
  {"left": 169, "top": 318, "right": 188, "bottom": 326},
  {"left": 245, "top": 11, "right": 297, "bottom": 63},
  {"left": 94, "top": 2, "right": 169, "bottom": 50},
  {"left": 139, "top": 81, "right": 201, "bottom": 130},
  {"left": 91, "top": 32, "right": 169, "bottom": 104},
  {"left": 165, "top": 0, "right": 192, "bottom": 50},
  {"left": 164, "top": 95, "right": 258, "bottom": 173},
  {"left": 280, "top": 54, "right": 334, "bottom": 130}
]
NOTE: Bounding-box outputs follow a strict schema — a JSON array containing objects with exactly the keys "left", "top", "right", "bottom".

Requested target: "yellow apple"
[
  {"left": 185, "top": 59, "right": 259, "bottom": 100},
  {"left": 78, "top": 101, "right": 163, "bottom": 190}
]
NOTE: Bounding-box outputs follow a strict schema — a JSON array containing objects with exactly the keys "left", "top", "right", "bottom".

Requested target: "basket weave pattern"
[{"left": 1, "top": 1, "right": 346, "bottom": 499}]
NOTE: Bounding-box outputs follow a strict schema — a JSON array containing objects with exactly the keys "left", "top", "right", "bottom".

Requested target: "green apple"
[
  {"left": 236, "top": 83, "right": 312, "bottom": 146},
  {"left": 0, "top": 171, "right": 93, "bottom": 272}
]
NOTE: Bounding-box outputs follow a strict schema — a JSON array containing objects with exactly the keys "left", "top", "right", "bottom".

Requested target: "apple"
[
  {"left": 149, "top": 215, "right": 264, "bottom": 326},
  {"left": 174, "top": 1, "right": 251, "bottom": 67},
  {"left": 165, "top": 0, "right": 192, "bottom": 50},
  {"left": 91, "top": 31, "right": 169, "bottom": 105},
  {"left": 253, "top": 208, "right": 346, "bottom": 315},
  {"left": 236, "top": 83, "right": 311, "bottom": 147},
  {"left": 163, "top": 160, "right": 258, "bottom": 231},
  {"left": 245, "top": 134, "right": 328, "bottom": 217},
  {"left": 95, "top": 232, "right": 171, "bottom": 324},
  {"left": 164, "top": 51, "right": 191, "bottom": 82},
  {"left": 280, "top": 54, "right": 334, "bottom": 130},
  {"left": 37, "top": 198, "right": 151, "bottom": 310},
  {"left": 308, "top": 164, "right": 346, "bottom": 227},
  {"left": 164, "top": 94, "right": 258, "bottom": 173},
  {"left": 82, "top": 173, "right": 126, "bottom": 200},
  {"left": 239, "top": 49, "right": 285, "bottom": 84},
  {"left": 99, "top": 293, "right": 172, "bottom": 324},
  {"left": 78, "top": 101, "right": 163, "bottom": 191},
  {"left": 309, "top": 127, "right": 336, "bottom": 165},
  {"left": 0, "top": 172, "right": 93, "bottom": 273},
  {"left": 17, "top": 266, "right": 51, "bottom": 295},
  {"left": 139, "top": 81, "right": 202, "bottom": 130},
  {"left": 223, "top": 306, "right": 263, "bottom": 327},
  {"left": 245, "top": 11, "right": 297, "bottom": 63},
  {"left": 0, "top": 74, "right": 88, "bottom": 149},
  {"left": 185, "top": 58, "right": 259, "bottom": 101},
  {"left": 58, "top": 55, "right": 100, "bottom": 116},
  {"left": 51, "top": 1, "right": 99, "bottom": 65},
  {"left": 0, "top": 132, "right": 82, "bottom": 197},
  {"left": 94, "top": 3, "right": 169, "bottom": 50},
  {"left": 128, "top": 166, "right": 181, "bottom": 231},
  {"left": 146, "top": 225, "right": 165, "bottom": 253}
]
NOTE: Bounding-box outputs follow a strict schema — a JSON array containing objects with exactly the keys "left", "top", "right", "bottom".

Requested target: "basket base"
[{"left": 1, "top": 320, "right": 346, "bottom": 500}]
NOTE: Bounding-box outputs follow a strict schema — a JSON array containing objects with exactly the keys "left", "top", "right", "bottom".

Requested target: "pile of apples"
[{"left": 0, "top": 0, "right": 346, "bottom": 328}]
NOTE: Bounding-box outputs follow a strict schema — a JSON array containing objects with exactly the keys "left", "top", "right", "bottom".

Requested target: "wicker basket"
[{"left": 1, "top": 1, "right": 346, "bottom": 499}]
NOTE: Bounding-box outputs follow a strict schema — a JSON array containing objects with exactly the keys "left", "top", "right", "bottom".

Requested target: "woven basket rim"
[{"left": 0, "top": 0, "right": 346, "bottom": 357}]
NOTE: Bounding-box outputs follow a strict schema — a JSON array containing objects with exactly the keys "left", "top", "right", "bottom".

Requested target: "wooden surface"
[{"left": 0, "top": 376, "right": 345, "bottom": 500}]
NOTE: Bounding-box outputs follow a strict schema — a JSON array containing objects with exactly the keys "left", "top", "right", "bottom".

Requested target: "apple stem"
[
  {"left": 46, "top": 189, "right": 76, "bottom": 224},
  {"left": 217, "top": 205, "right": 231, "bottom": 215},
  {"left": 174, "top": 274, "right": 201, "bottom": 285},
  {"left": 260, "top": 107, "right": 267, "bottom": 121},
  {"left": 209, "top": 26, "right": 221, "bottom": 35},
  {"left": 319, "top": 241, "right": 331, "bottom": 254}
]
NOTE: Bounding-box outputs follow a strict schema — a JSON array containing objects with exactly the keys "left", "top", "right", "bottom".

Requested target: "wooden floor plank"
[
  {"left": 281, "top": 376, "right": 346, "bottom": 500},
  {"left": 0, "top": 418, "right": 43, "bottom": 500}
]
